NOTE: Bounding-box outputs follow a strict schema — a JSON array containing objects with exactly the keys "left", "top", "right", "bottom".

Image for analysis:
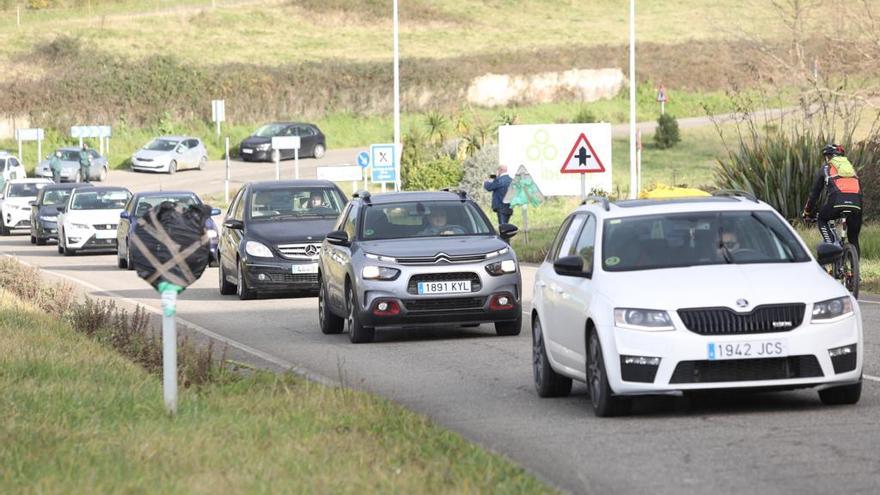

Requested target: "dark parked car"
[
  {"left": 29, "top": 183, "right": 85, "bottom": 245},
  {"left": 218, "top": 180, "right": 347, "bottom": 299},
  {"left": 238, "top": 122, "right": 326, "bottom": 162},
  {"left": 116, "top": 190, "right": 221, "bottom": 270}
]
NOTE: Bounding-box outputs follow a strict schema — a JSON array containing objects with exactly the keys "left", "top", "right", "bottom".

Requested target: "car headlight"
[
  {"left": 245, "top": 241, "right": 273, "bottom": 258},
  {"left": 206, "top": 229, "right": 218, "bottom": 239},
  {"left": 811, "top": 296, "right": 854, "bottom": 322},
  {"left": 362, "top": 265, "right": 400, "bottom": 280},
  {"left": 256, "top": 143, "right": 271, "bottom": 150},
  {"left": 365, "top": 253, "right": 397, "bottom": 263},
  {"left": 486, "top": 259, "right": 517, "bottom": 275},
  {"left": 614, "top": 308, "right": 675, "bottom": 331},
  {"left": 485, "top": 247, "right": 510, "bottom": 259},
  {"left": 69, "top": 222, "right": 91, "bottom": 230},
  {"left": 40, "top": 215, "right": 57, "bottom": 222}
]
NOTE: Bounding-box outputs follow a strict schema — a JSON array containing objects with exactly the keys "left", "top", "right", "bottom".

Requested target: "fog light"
[
  {"left": 68, "top": 237, "right": 80, "bottom": 243},
  {"left": 373, "top": 300, "right": 400, "bottom": 316},
  {"left": 498, "top": 296, "right": 509, "bottom": 306},
  {"left": 622, "top": 355, "right": 661, "bottom": 366},
  {"left": 489, "top": 293, "right": 515, "bottom": 311},
  {"left": 829, "top": 344, "right": 858, "bottom": 374},
  {"left": 257, "top": 273, "right": 269, "bottom": 281}
]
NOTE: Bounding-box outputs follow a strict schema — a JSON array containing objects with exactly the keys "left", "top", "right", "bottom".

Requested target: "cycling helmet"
[{"left": 822, "top": 144, "right": 844, "bottom": 157}]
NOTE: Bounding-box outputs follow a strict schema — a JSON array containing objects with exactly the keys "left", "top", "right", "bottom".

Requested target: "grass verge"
[{"left": 0, "top": 262, "right": 552, "bottom": 493}]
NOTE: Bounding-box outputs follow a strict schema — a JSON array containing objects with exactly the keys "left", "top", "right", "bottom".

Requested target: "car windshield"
[
  {"left": 144, "top": 139, "right": 179, "bottom": 151},
  {"left": 253, "top": 124, "right": 286, "bottom": 138},
  {"left": 248, "top": 187, "right": 344, "bottom": 220},
  {"left": 361, "top": 200, "right": 493, "bottom": 240},
  {"left": 602, "top": 211, "right": 810, "bottom": 271},
  {"left": 58, "top": 150, "right": 81, "bottom": 161},
  {"left": 9, "top": 183, "right": 46, "bottom": 197},
  {"left": 135, "top": 194, "right": 199, "bottom": 217},
  {"left": 70, "top": 190, "right": 131, "bottom": 210},
  {"left": 42, "top": 189, "right": 72, "bottom": 206}
]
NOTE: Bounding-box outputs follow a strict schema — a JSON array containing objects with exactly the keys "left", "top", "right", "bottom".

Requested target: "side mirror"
[
  {"left": 816, "top": 242, "right": 844, "bottom": 265},
  {"left": 553, "top": 255, "right": 591, "bottom": 278},
  {"left": 326, "top": 230, "right": 350, "bottom": 246},
  {"left": 224, "top": 219, "right": 244, "bottom": 230},
  {"left": 120, "top": 211, "right": 130, "bottom": 219},
  {"left": 498, "top": 223, "right": 519, "bottom": 239},
  {"left": 28, "top": 200, "right": 36, "bottom": 206},
  {"left": 56, "top": 205, "right": 66, "bottom": 213},
  {"left": 210, "top": 207, "right": 222, "bottom": 216}
]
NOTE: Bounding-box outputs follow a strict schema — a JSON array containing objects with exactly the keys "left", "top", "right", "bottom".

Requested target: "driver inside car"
[{"left": 419, "top": 208, "right": 463, "bottom": 236}]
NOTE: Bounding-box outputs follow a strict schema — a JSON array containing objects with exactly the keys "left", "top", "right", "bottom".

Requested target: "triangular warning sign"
[{"left": 560, "top": 133, "right": 606, "bottom": 174}]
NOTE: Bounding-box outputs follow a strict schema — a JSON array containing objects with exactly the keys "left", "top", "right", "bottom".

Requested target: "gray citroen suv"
[{"left": 318, "top": 190, "right": 521, "bottom": 343}]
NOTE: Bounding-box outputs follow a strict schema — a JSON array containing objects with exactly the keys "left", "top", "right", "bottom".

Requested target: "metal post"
[
  {"left": 392, "top": 0, "right": 401, "bottom": 192},
  {"left": 17, "top": 138, "right": 22, "bottom": 165},
  {"left": 628, "top": 0, "right": 637, "bottom": 199},
  {"left": 17, "top": 6, "right": 21, "bottom": 28},
  {"left": 161, "top": 291, "right": 178, "bottom": 415},
  {"left": 224, "top": 137, "right": 230, "bottom": 204},
  {"left": 660, "top": 100, "right": 665, "bottom": 115},
  {"left": 636, "top": 129, "right": 642, "bottom": 195},
  {"left": 580, "top": 174, "right": 586, "bottom": 201},
  {"left": 215, "top": 119, "right": 220, "bottom": 139},
  {"left": 363, "top": 166, "right": 368, "bottom": 191},
  {"left": 37, "top": 139, "right": 42, "bottom": 165},
  {"left": 523, "top": 205, "right": 529, "bottom": 244},
  {"left": 79, "top": 137, "right": 83, "bottom": 148},
  {"left": 274, "top": 151, "right": 280, "bottom": 180},
  {"left": 381, "top": 182, "right": 387, "bottom": 193},
  {"left": 294, "top": 148, "right": 299, "bottom": 180}
]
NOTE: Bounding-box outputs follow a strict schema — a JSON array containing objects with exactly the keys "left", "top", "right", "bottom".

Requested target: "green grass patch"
[{"left": 0, "top": 289, "right": 552, "bottom": 493}]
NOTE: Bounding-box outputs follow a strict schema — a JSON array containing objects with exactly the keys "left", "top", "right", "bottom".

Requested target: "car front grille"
[
  {"left": 677, "top": 304, "right": 806, "bottom": 335},
  {"left": 92, "top": 223, "right": 117, "bottom": 231},
  {"left": 276, "top": 243, "right": 321, "bottom": 260},
  {"left": 396, "top": 252, "right": 487, "bottom": 265},
  {"left": 267, "top": 273, "right": 319, "bottom": 284},
  {"left": 407, "top": 272, "right": 481, "bottom": 294},
  {"left": 402, "top": 297, "right": 486, "bottom": 312},
  {"left": 669, "top": 355, "right": 823, "bottom": 384}
]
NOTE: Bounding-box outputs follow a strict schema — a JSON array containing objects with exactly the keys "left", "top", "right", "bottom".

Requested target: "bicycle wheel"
[{"left": 842, "top": 244, "right": 860, "bottom": 299}]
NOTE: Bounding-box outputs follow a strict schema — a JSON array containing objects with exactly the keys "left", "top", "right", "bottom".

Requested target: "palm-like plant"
[{"left": 424, "top": 111, "right": 448, "bottom": 146}]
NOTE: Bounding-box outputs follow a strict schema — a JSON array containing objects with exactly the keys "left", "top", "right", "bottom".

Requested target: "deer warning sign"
[{"left": 560, "top": 133, "right": 606, "bottom": 173}]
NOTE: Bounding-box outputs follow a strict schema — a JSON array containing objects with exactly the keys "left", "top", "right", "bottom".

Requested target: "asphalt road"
[{"left": 2, "top": 230, "right": 879, "bottom": 494}]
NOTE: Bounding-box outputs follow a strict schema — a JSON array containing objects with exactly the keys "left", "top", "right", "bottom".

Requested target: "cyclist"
[{"left": 802, "top": 144, "right": 863, "bottom": 255}]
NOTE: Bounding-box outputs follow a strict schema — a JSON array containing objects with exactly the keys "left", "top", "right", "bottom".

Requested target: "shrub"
[
  {"left": 573, "top": 107, "right": 597, "bottom": 124},
  {"left": 459, "top": 144, "right": 499, "bottom": 207},
  {"left": 654, "top": 113, "right": 681, "bottom": 149},
  {"left": 402, "top": 156, "right": 463, "bottom": 191}
]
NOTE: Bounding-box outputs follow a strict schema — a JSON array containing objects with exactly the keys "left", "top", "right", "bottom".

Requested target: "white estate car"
[
  {"left": 0, "top": 151, "right": 25, "bottom": 183},
  {"left": 531, "top": 193, "right": 862, "bottom": 417},
  {"left": 57, "top": 186, "right": 131, "bottom": 255},
  {"left": 0, "top": 178, "right": 52, "bottom": 236}
]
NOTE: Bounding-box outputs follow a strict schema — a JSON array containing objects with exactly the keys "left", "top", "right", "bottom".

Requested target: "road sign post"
[
  {"left": 357, "top": 151, "right": 370, "bottom": 190},
  {"left": 211, "top": 100, "right": 225, "bottom": 139},
  {"left": 271, "top": 136, "right": 301, "bottom": 181},
  {"left": 656, "top": 85, "right": 668, "bottom": 115},
  {"left": 224, "top": 137, "right": 230, "bottom": 204},
  {"left": 161, "top": 290, "right": 178, "bottom": 414},
  {"left": 370, "top": 143, "right": 397, "bottom": 192},
  {"left": 71, "top": 125, "right": 112, "bottom": 155},
  {"left": 15, "top": 128, "right": 45, "bottom": 169}
]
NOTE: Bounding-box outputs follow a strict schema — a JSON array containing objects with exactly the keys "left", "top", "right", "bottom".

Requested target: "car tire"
[
  {"left": 64, "top": 245, "right": 76, "bottom": 256},
  {"left": 30, "top": 235, "right": 36, "bottom": 244},
  {"left": 198, "top": 156, "right": 207, "bottom": 171},
  {"left": 57, "top": 242, "right": 64, "bottom": 254},
  {"left": 99, "top": 167, "right": 108, "bottom": 182},
  {"left": 236, "top": 259, "right": 255, "bottom": 300},
  {"left": 169, "top": 160, "right": 177, "bottom": 175},
  {"left": 313, "top": 144, "right": 326, "bottom": 159},
  {"left": 218, "top": 257, "right": 236, "bottom": 295},
  {"left": 819, "top": 380, "right": 862, "bottom": 405},
  {"left": 532, "top": 315, "right": 572, "bottom": 398},
  {"left": 495, "top": 313, "right": 522, "bottom": 336},
  {"left": 587, "top": 329, "right": 632, "bottom": 417},
  {"left": 319, "top": 279, "right": 344, "bottom": 334},
  {"left": 126, "top": 244, "right": 135, "bottom": 271},
  {"left": 346, "top": 283, "right": 374, "bottom": 343},
  {"left": 74, "top": 171, "right": 82, "bottom": 183},
  {"left": 0, "top": 224, "right": 7, "bottom": 236},
  {"left": 117, "top": 249, "right": 128, "bottom": 269}
]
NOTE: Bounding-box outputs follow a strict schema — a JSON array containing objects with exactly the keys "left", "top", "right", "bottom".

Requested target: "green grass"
[
  {"left": 0, "top": 290, "right": 552, "bottom": 494},
  {"left": 0, "top": 0, "right": 865, "bottom": 66}
]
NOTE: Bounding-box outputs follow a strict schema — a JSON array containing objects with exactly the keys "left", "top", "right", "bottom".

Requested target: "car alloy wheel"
[
  {"left": 236, "top": 260, "right": 255, "bottom": 300},
  {"left": 99, "top": 167, "right": 108, "bottom": 182},
  {"left": 587, "top": 330, "right": 631, "bottom": 417},
  {"left": 319, "top": 280, "right": 344, "bottom": 334},
  {"left": 346, "top": 284, "right": 374, "bottom": 343},
  {"left": 532, "top": 316, "right": 572, "bottom": 398},
  {"left": 218, "top": 256, "right": 236, "bottom": 295},
  {"left": 198, "top": 156, "right": 206, "bottom": 170},
  {"left": 313, "top": 144, "right": 326, "bottom": 159},
  {"left": 169, "top": 160, "right": 177, "bottom": 175}
]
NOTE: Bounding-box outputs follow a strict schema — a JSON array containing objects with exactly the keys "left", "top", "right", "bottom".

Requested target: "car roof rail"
[
  {"left": 441, "top": 188, "right": 468, "bottom": 201},
  {"left": 581, "top": 195, "right": 610, "bottom": 211},
  {"left": 352, "top": 190, "right": 372, "bottom": 204},
  {"left": 711, "top": 189, "right": 759, "bottom": 203}
]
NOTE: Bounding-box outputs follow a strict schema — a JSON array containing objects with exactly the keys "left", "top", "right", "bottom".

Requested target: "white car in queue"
[
  {"left": 0, "top": 178, "right": 52, "bottom": 236},
  {"left": 531, "top": 192, "right": 863, "bottom": 417},
  {"left": 57, "top": 186, "right": 132, "bottom": 256}
]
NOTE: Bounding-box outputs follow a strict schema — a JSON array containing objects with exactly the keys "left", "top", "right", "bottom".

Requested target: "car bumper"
[
  {"left": 239, "top": 149, "right": 271, "bottom": 161},
  {"left": 603, "top": 313, "right": 863, "bottom": 395},
  {"left": 355, "top": 268, "right": 522, "bottom": 328},
  {"left": 131, "top": 160, "right": 170, "bottom": 172},
  {"left": 65, "top": 230, "right": 118, "bottom": 252},
  {"left": 36, "top": 170, "right": 78, "bottom": 182},
  {"left": 243, "top": 259, "right": 320, "bottom": 292},
  {"left": 35, "top": 221, "right": 59, "bottom": 239},
  {"left": 3, "top": 209, "right": 31, "bottom": 230}
]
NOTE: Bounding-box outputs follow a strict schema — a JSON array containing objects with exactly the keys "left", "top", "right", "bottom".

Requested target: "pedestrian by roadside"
[
  {"left": 49, "top": 150, "right": 63, "bottom": 183},
  {"left": 78, "top": 144, "right": 92, "bottom": 183},
  {"left": 484, "top": 164, "right": 513, "bottom": 224}
]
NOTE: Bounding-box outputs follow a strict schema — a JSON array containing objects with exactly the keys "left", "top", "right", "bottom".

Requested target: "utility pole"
[
  {"left": 392, "top": 0, "right": 401, "bottom": 192},
  {"left": 628, "top": 0, "right": 638, "bottom": 199}
]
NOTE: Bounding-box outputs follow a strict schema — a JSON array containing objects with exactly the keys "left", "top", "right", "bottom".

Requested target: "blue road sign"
[
  {"left": 357, "top": 151, "right": 370, "bottom": 169},
  {"left": 370, "top": 144, "right": 397, "bottom": 182}
]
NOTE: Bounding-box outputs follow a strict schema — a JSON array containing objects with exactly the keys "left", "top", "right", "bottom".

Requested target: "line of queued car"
[{"left": 0, "top": 170, "right": 865, "bottom": 417}]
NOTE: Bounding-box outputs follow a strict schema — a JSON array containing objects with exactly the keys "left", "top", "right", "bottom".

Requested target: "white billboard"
[{"left": 498, "top": 123, "right": 612, "bottom": 196}]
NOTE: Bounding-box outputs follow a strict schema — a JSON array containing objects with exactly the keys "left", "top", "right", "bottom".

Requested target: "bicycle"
[{"left": 806, "top": 216, "right": 860, "bottom": 298}]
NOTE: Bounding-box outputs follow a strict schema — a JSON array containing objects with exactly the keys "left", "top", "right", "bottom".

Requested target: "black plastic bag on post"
[{"left": 130, "top": 201, "right": 213, "bottom": 290}]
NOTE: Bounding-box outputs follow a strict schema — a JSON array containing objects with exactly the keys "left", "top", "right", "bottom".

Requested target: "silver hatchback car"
[{"left": 318, "top": 190, "right": 522, "bottom": 343}]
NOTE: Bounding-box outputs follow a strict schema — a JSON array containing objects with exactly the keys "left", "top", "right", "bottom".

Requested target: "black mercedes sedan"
[
  {"left": 218, "top": 180, "right": 347, "bottom": 299},
  {"left": 29, "top": 182, "right": 86, "bottom": 245},
  {"left": 238, "top": 122, "right": 327, "bottom": 162}
]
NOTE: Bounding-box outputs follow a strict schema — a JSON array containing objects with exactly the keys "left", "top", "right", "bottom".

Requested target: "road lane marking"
[{"left": 3, "top": 254, "right": 339, "bottom": 387}]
